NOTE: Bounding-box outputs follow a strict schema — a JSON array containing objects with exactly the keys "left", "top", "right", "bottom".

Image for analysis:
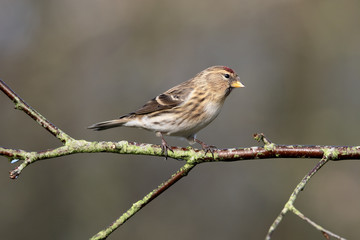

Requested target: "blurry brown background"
[{"left": 1, "top": 1, "right": 360, "bottom": 239}]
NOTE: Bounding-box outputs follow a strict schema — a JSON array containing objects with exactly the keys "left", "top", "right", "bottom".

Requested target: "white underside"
[{"left": 123, "top": 101, "right": 223, "bottom": 142}]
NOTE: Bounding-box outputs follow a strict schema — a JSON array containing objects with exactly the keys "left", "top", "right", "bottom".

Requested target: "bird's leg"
[
  {"left": 158, "top": 132, "right": 174, "bottom": 159},
  {"left": 194, "top": 138, "right": 217, "bottom": 157}
]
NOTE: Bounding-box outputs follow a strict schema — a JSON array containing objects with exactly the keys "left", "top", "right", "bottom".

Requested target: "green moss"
[
  {"left": 256, "top": 152, "right": 264, "bottom": 158},
  {"left": 321, "top": 147, "right": 340, "bottom": 160},
  {"left": 265, "top": 143, "right": 276, "bottom": 151},
  {"left": 142, "top": 144, "right": 157, "bottom": 155}
]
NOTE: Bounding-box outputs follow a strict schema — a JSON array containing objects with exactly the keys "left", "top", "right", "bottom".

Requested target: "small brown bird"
[{"left": 88, "top": 66, "right": 244, "bottom": 157}]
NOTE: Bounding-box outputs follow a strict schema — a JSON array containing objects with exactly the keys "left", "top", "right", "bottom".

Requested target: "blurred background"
[{"left": 1, "top": 0, "right": 360, "bottom": 239}]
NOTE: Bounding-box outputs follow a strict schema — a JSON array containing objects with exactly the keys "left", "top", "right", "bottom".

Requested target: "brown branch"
[
  {"left": 0, "top": 79, "right": 73, "bottom": 143},
  {"left": 2, "top": 141, "right": 359, "bottom": 180}
]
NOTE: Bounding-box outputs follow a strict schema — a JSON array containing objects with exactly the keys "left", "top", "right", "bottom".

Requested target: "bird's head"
[{"left": 199, "top": 66, "right": 244, "bottom": 97}]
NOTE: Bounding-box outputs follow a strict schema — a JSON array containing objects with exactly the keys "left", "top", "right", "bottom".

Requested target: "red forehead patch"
[{"left": 223, "top": 66, "right": 234, "bottom": 74}]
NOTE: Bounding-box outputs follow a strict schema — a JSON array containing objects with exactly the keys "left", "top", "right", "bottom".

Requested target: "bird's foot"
[
  {"left": 195, "top": 139, "right": 217, "bottom": 157},
  {"left": 160, "top": 134, "right": 174, "bottom": 159}
]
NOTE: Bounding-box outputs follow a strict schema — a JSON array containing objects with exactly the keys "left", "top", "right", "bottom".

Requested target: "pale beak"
[{"left": 230, "top": 80, "right": 245, "bottom": 88}]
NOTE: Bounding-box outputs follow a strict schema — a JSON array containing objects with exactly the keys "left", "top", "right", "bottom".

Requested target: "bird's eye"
[{"left": 224, "top": 74, "right": 230, "bottom": 78}]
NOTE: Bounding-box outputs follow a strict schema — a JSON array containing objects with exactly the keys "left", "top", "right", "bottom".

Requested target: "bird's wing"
[{"left": 132, "top": 82, "right": 194, "bottom": 115}]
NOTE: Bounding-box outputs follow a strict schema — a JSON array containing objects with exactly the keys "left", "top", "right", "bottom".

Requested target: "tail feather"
[{"left": 88, "top": 118, "right": 128, "bottom": 131}]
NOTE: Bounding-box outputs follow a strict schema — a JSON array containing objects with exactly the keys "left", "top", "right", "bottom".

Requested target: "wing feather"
[{"left": 129, "top": 81, "right": 194, "bottom": 116}]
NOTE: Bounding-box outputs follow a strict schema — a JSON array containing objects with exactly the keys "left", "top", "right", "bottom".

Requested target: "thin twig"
[
  {"left": 90, "top": 163, "right": 196, "bottom": 240},
  {"left": 0, "top": 79, "right": 73, "bottom": 143},
  {"left": 266, "top": 155, "right": 346, "bottom": 240},
  {"left": 291, "top": 206, "right": 346, "bottom": 240}
]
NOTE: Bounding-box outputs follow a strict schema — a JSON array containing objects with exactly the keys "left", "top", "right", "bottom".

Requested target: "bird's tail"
[{"left": 88, "top": 118, "right": 128, "bottom": 131}]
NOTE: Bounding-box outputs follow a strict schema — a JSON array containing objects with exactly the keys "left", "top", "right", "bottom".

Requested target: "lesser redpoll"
[{"left": 88, "top": 66, "right": 244, "bottom": 157}]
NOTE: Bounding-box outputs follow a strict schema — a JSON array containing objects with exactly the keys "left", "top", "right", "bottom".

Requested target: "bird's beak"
[{"left": 231, "top": 80, "right": 245, "bottom": 88}]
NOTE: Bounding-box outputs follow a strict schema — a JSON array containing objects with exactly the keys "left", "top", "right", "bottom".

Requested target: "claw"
[
  {"left": 195, "top": 139, "right": 217, "bottom": 158},
  {"left": 159, "top": 133, "right": 174, "bottom": 159}
]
